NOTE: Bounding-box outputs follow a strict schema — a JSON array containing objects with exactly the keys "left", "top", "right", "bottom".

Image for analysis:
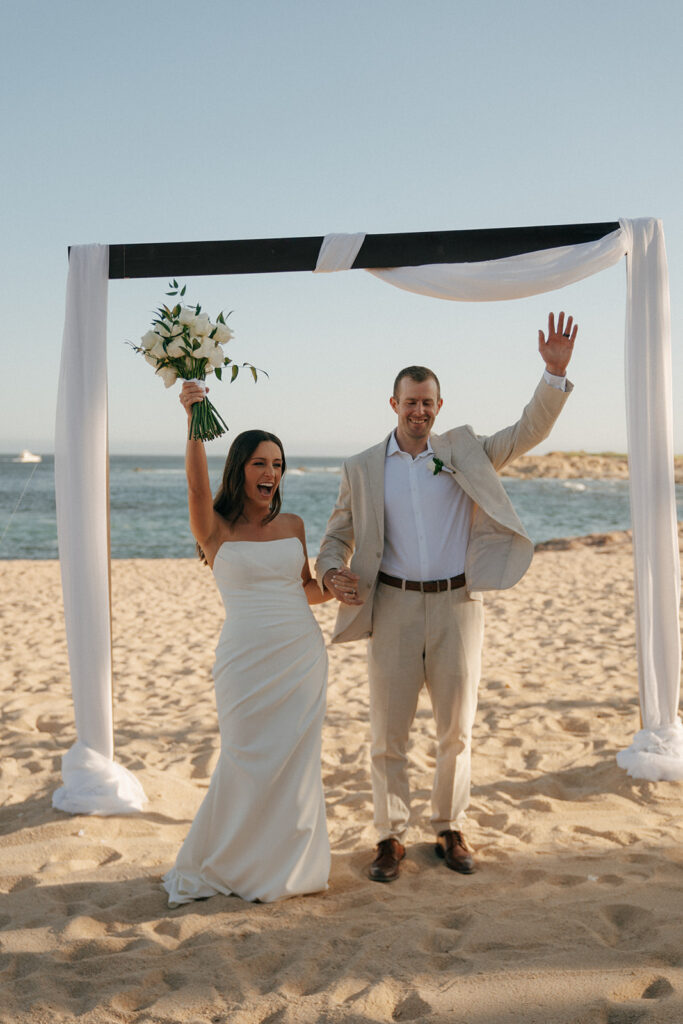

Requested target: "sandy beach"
[{"left": 1, "top": 530, "right": 682, "bottom": 1024}]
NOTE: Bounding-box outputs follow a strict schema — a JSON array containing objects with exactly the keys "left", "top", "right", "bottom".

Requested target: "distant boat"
[{"left": 13, "top": 450, "right": 42, "bottom": 463}]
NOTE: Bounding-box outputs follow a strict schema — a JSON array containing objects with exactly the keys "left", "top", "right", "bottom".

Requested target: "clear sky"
[{"left": 2, "top": 0, "right": 682, "bottom": 456}]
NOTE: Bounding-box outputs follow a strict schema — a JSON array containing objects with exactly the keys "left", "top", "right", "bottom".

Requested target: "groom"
[{"left": 316, "top": 312, "right": 577, "bottom": 882}]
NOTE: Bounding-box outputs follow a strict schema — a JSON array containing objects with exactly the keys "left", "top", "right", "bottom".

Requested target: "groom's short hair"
[{"left": 393, "top": 366, "right": 441, "bottom": 400}]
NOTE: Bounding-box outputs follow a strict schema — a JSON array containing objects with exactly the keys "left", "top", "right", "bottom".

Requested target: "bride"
[{"left": 163, "top": 381, "right": 341, "bottom": 905}]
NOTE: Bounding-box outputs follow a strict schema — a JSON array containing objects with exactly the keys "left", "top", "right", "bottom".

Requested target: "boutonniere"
[{"left": 428, "top": 456, "right": 456, "bottom": 477}]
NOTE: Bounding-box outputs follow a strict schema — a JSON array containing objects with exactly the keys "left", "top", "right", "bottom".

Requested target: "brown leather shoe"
[
  {"left": 435, "top": 829, "right": 475, "bottom": 874},
  {"left": 368, "top": 838, "right": 406, "bottom": 882}
]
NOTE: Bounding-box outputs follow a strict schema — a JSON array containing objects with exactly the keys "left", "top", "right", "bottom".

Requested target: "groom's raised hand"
[
  {"left": 323, "top": 567, "right": 364, "bottom": 606},
  {"left": 538, "top": 311, "right": 577, "bottom": 377}
]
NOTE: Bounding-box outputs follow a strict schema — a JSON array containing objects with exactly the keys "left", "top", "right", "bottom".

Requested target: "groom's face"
[{"left": 390, "top": 377, "right": 442, "bottom": 442}]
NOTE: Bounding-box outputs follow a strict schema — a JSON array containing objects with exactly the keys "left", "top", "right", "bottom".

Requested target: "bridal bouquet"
[{"left": 131, "top": 281, "right": 265, "bottom": 441}]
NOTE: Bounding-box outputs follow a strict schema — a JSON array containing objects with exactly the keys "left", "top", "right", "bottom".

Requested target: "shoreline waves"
[{"left": 2, "top": 452, "right": 683, "bottom": 561}]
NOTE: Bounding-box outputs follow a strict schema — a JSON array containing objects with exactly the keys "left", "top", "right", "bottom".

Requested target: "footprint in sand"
[
  {"left": 641, "top": 976, "right": 675, "bottom": 999},
  {"left": 475, "top": 812, "right": 509, "bottom": 831},
  {"left": 421, "top": 910, "right": 473, "bottom": 954},
  {"left": 518, "top": 797, "right": 553, "bottom": 812},
  {"left": 547, "top": 873, "right": 585, "bottom": 888},
  {"left": 392, "top": 991, "right": 433, "bottom": 1020},
  {"left": 601, "top": 904, "right": 657, "bottom": 949},
  {"left": 108, "top": 969, "right": 168, "bottom": 1014},
  {"left": 152, "top": 918, "right": 182, "bottom": 941},
  {"left": 518, "top": 868, "right": 547, "bottom": 885},
  {"left": 558, "top": 716, "right": 591, "bottom": 735},
  {"left": 257, "top": 1009, "right": 286, "bottom": 1024},
  {"left": 573, "top": 825, "right": 640, "bottom": 847},
  {"left": 345, "top": 980, "right": 433, "bottom": 1022},
  {"left": 605, "top": 974, "right": 675, "bottom": 1024}
]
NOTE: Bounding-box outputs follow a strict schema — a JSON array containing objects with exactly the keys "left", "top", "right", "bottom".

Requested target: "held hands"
[
  {"left": 323, "top": 567, "right": 364, "bottom": 606},
  {"left": 538, "top": 312, "right": 578, "bottom": 377},
  {"left": 180, "top": 380, "right": 208, "bottom": 418}
]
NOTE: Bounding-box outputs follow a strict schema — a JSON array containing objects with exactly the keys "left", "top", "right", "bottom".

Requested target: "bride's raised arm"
[{"left": 180, "top": 381, "right": 216, "bottom": 547}]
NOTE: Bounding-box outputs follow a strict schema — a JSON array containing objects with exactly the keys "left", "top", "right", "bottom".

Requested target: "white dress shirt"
[{"left": 381, "top": 370, "right": 566, "bottom": 582}]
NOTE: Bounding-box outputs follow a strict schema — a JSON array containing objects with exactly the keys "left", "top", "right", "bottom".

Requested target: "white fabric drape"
[
  {"left": 53, "top": 244, "right": 146, "bottom": 814},
  {"left": 367, "top": 228, "right": 627, "bottom": 299},
  {"left": 616, "top": 220, "right": 683, "bottom": 779},
  {"left": 313, "top": 232, "right": 366, "bottom": 272},
  {"left": 316, "top": 219, "right": 682, "bottom": 781}
]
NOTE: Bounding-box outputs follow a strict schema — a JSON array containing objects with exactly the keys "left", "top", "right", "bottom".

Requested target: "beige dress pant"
[{"left": 367, "top": 581, "right": 484, "bottom": 842}]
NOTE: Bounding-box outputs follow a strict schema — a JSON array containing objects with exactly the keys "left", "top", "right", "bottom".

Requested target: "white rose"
[
  {"left": 144, "top": 352, "right": 158, "bottom": 367},
  {"left": 156, "top": 365, "right": 178, "bottom": 388},
  {"left": 207, "top": 344, "right": 225, "bottom": 368},
  {"left": 141, "top": 330, "right": 160, "bottom": 351},
  {"left": 157, "top": 320, "right": 175, "bottom": 337},
  {"left": 193, "top": 313, "right": 212, "bottom": 336},
  {"left": 178, "top": 307, "right": 195, "bottom": 326},
  {"left": 151, "top": 339, "right": 167, "bottom": 361},
  {"left": 193, "top": 337, "right": 214, "bottom": 360},
  {"left": 212, "top": 322, "right": 233, "bottom": 345},
  {"left": 165, "top": 337, "right": 185, "bottom": 358}
]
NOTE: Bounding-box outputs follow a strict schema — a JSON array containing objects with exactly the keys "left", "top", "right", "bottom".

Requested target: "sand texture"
[{"left": 1, "top": 537, "right": 682, "bottom": 1024}]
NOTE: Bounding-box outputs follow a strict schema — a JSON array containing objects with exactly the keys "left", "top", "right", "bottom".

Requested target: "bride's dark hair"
[{"left": 197, "top": 429, "right": 286, "bottom": 564}]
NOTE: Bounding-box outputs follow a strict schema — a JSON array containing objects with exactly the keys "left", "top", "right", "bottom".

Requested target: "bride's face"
[{"left": 242, "top": 441, "right": 283, "bottom": 509}]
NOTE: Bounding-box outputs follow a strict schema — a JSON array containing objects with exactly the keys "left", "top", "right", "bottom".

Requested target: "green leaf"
[
  {"left": 180, "top": 285, "right": 186, "bottom": 296},
  {"left": 215, "top": 367, "right": 222, "bottom": 381},
  {"left": 250, "top": 365, "right": 257, "bottom": 383},
  {"left": 231, "top": 365, "right": 239, "bottom": 382}
]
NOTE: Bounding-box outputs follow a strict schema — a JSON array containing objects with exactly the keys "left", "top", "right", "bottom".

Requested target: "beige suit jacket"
[{"left": 315, "top": 376, "right": 573, "bottom": 644}]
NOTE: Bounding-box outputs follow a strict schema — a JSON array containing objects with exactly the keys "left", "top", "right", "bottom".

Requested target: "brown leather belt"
[{"left": 378, "top": 571, "right": 466, "bottom": 593}]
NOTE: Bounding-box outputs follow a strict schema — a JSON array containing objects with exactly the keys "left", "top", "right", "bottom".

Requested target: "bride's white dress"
[{"left": 163, "top": 536, "right": 330, "bottom": 905}]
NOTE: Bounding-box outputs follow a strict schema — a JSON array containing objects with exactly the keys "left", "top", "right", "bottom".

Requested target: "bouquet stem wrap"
[{"left": 185, "top": 377, "right": 229, "bottom": 441}]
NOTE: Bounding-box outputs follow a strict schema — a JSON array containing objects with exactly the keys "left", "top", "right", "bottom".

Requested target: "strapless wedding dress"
[{"left": 163, "top": 537, "right": 330, "bottom": 904}]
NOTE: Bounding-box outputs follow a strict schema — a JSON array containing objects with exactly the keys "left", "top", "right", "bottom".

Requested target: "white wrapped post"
[
  {"left": 617, "top": 219, "right": 683, "bottom": 780},
  {"left": 53, "top": 244, "right": 146, "bottom": 814}
]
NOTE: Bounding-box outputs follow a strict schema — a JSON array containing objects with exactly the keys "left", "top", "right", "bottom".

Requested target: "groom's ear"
[{"left": 389, "top": 395, "right": 399, "bottom": 414}]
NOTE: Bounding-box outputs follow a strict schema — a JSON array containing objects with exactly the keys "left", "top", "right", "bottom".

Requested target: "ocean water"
[{"left": 1, "top": 453, "right": 682, "bottom": 560}]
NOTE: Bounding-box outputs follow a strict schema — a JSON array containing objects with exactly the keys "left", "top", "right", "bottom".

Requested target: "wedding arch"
[{"left": 54, "top": 219, "right": 682, "bottom": 815}]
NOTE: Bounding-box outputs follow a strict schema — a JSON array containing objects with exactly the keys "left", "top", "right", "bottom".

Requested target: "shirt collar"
[{"left": 386, "top": 430, "right": 434, "bottom": 459}]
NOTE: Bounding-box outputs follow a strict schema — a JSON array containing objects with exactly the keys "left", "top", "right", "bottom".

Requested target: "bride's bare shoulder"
[{"left": 276, "top": 512, "right": 305, "bottom": 539}]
